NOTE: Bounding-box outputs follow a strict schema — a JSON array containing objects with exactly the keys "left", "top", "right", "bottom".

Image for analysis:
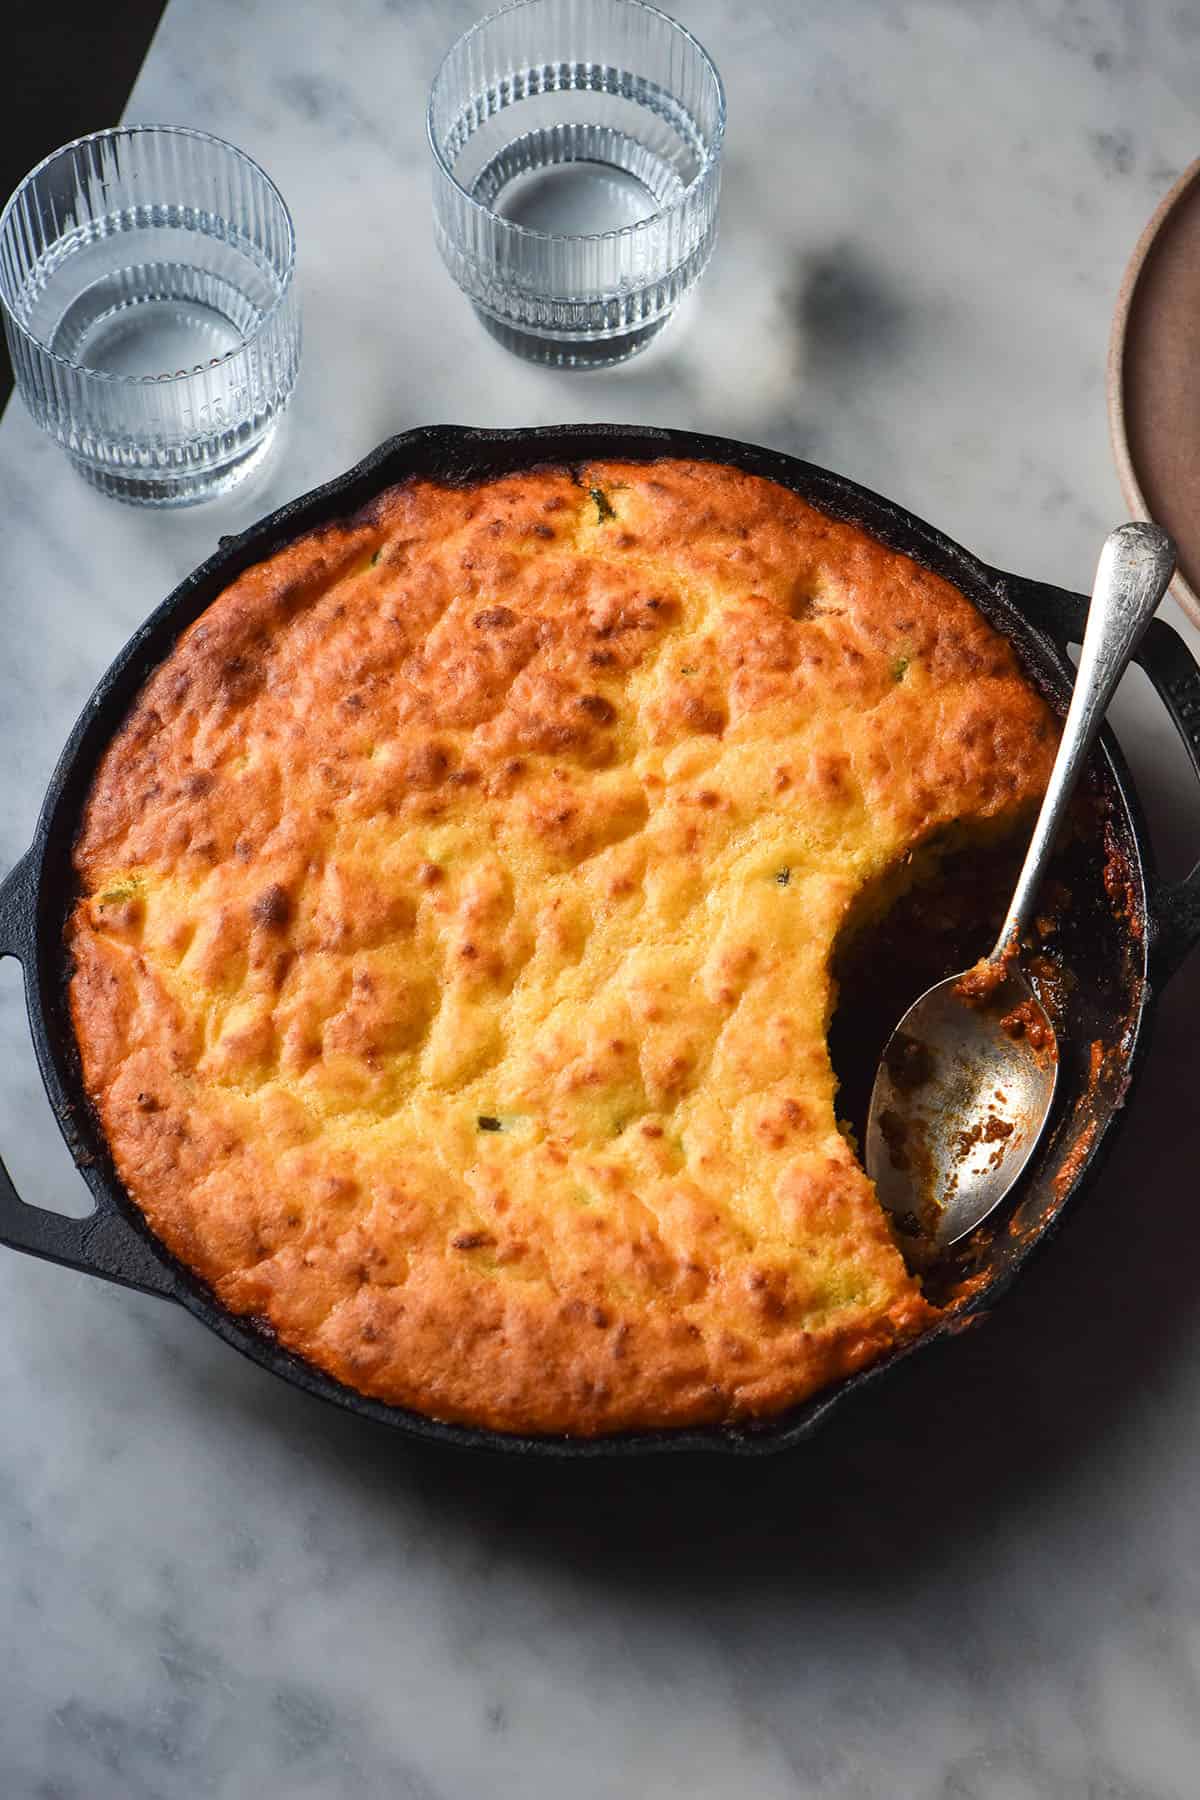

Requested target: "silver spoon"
[{"left": 865, "top": 522, "right": 1176, "bottom": 1253}]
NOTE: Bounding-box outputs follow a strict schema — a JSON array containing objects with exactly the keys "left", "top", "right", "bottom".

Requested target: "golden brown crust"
[{"left": 68, "top": 460, "right": 1057, "bottom": 1434}]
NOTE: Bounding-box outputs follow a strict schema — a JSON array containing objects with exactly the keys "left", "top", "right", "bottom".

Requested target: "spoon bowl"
[
  {"left": 865, "top": 521, "right": 1176, "bottom": 1249},
  {"left": 865, "top": 965, "right": 1057, "bottom": 1253}
]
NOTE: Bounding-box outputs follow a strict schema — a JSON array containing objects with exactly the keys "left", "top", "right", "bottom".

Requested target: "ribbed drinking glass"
[
  {"left": 0, "top": 126, "right": 300, "bottom": 506},
  {"left": 429, "top": 0, "right": 725, "bottom": 368}
]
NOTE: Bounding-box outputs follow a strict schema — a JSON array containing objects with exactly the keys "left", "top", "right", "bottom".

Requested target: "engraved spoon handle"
[{"left": 991, "top": 522, "right": 1176, "bottom": 962}]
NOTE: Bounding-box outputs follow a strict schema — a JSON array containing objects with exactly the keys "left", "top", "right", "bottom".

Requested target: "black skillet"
[{"left": 2, "top": 423, "right": 1200, "bottom": 1458}]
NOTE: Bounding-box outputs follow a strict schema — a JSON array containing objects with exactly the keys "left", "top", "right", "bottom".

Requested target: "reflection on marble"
[{"left": 3, "top": 2, "right": 1200, "bottom": 1795}]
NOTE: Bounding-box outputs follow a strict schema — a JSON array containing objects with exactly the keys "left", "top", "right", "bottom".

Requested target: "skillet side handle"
[
  {"left": 0, "top": 852, "right": 178, "bottom": 1299},
  {"left": 1130, "top": 618, "right": 1200, "bottom": 985}
]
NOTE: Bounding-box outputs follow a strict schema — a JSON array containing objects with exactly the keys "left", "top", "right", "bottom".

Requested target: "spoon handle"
[{"left": 991, "top": 521, "right": 1176, "bottom": 962}]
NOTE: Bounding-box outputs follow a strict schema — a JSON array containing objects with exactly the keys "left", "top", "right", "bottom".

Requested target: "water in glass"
[{"left": 0, "top": 128, "right": 299, "bottom": 506}]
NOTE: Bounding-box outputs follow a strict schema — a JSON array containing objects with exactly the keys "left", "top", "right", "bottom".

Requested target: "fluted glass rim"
[
  {"left": 0, "top": 124, "right": 297, "bottom": 387},
  {"left": 427, "top": 0, "right": 726, "bottom": 246}
]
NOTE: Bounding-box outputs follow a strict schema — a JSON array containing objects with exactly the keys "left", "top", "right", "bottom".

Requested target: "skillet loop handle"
[
  {"left": 0, "top": 852, "right": 177, "bottom": 1299},
  {"left": 1129, "top": 618, "right": 1200, "bottom": 984}
]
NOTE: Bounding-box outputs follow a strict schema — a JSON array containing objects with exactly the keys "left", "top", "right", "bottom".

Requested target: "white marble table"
[{"left": 4, "top": 2, "right": 1200, "bottom": 1794}]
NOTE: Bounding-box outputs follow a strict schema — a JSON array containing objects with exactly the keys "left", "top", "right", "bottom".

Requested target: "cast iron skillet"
[{"left": 3, "top": 423, "right": 1200, "bottom": 1458}]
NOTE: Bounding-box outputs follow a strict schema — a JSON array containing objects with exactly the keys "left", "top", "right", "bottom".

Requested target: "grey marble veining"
[{"left": 3, "top": 2, "right": 1200, "bottom": 1796}]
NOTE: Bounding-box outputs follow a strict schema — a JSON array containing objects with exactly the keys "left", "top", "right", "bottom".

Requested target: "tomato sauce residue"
[
  {"left": 942, "top": 1106, "right": 1019, "bottom": 1193},
  {"left": 998, "top": 997, "right": 1057, "bottom": 1060},
  {"left": 1102, "top": 818, "right": 1143, "bottom": 941},
  {"left": 1088, "top": 1038, "right": 1105, "bottom": 1086},
  {"left": 955, "top": 1114, "right": 1016, "bottom": 1151},
  {"left": 1052, "top": 1118, "right": 1099, "bottom": 1200},
  {"left": 953, "top": 956, "right": 1009, "bottom": 1005}
]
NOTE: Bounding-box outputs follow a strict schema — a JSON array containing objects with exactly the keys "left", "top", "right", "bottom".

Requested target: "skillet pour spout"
[{"left": 2, "top": 423, "right": 1200, "bottom": 1458}]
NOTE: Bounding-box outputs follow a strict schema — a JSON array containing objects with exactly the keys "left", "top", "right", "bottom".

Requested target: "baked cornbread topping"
[{"left": 68, "top": 459, "right": 1058, "bottom": 1434}]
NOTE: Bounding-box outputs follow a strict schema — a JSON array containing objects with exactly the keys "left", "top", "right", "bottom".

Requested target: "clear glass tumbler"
[
  {"left": 0, "top": 126, "right": 300, "bottom": 506},
  {"left": 428, "top": 0, "right": 725, "bottom": 368}
]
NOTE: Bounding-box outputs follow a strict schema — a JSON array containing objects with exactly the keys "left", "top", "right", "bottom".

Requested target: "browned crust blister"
[{"left": 67, "top": 460, "right": 1057, "bottom": 1433}]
